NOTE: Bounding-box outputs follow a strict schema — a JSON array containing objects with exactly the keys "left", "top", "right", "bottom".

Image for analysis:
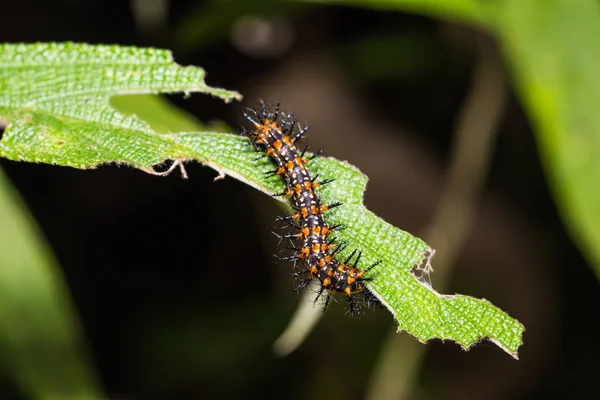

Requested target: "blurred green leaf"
[
  {"left": 302, "top": 0, "right": 489, "bottom": 25},
  {"left": 492, "top": 1, "right": 600, "bottom": 281},
  {"left": 0, "top": 43, "right": 523, "bottom": 356},
  {"left": 110, "top": 94, "right": 203, "bottom": 133},
  {"left": 110, "top": 94, "right": 231, "bottom": 134},
  {"left": 0, "top": 168, "right": 104, "bottom": 399}
]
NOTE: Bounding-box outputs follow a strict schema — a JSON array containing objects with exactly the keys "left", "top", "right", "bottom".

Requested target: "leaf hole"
[{"left": 410, "top": 248, "right": 435, "bottom": 286}]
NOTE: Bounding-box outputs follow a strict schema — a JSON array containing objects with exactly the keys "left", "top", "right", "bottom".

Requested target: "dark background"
[{"left": 1, "top": 0, "right": 599, "bottom": 399}]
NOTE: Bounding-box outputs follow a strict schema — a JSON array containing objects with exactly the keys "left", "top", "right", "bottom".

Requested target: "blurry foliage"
[
  {"left": 175, "top": 0, "right": 302, "bottom": 50},
  {"left": 338, "top": 31, "right": 446, "bottom": 82},
  {"left": 0, "top": 168, "right": 103, "bottom": 400}
]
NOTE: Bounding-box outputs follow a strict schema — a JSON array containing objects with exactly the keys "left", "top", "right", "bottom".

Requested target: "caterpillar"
[{"left": 242, "top": 101, "right": 380, "bottom": 314}]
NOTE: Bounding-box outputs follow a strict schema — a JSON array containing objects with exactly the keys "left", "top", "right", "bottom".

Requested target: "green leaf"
[
  {"left": 0, "top": 42, "right": 241, "bottom": 170},
  {"left": 0, "top": 167, "right": 104, "bottom": 399},
  {"left": 304, "top": 158, "right": 524, "bottom": 357},
  {"left": 0, "top": 43, "right": 523, "bottom": 357}
]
